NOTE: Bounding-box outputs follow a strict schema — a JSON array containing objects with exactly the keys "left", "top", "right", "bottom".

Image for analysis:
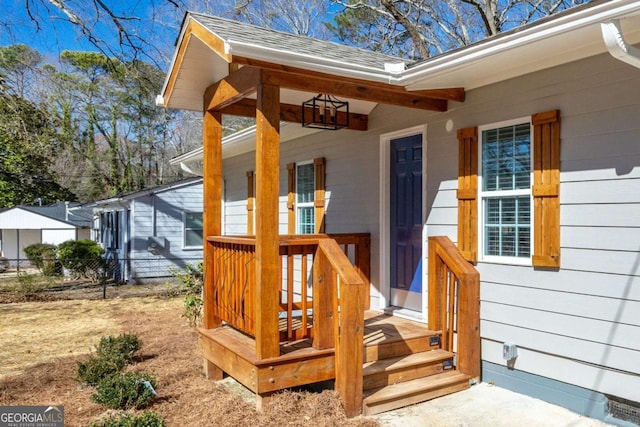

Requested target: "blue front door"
[{"left": 390, "top": 134, "right": 423, "bottom": 310}]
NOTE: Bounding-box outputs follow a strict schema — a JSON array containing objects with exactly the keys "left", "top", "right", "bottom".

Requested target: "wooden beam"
[
  {"left": 233, "top": 56, "right": 462, "bottom": 106},
  {"left": 204, "top": 66, "right": 261, "bottom": 112},
  {"left": 202, "top": 109, "right": 223, "bottom": 332},
  {"left": 254, "top": 82, "right": 281, "bottom": 360},
  {"left": 261, "top": 69, "right": 447, "bottom": 112},
  {"left": 221, "top": 98, "right": 369, "bottom": 131}
]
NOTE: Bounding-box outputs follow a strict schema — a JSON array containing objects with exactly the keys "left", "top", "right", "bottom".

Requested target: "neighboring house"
[
  {"left": 89, "top": 178, "right": 203, "bottom": 283},
  {"left": 0, "top": 202, "right": 92, "bottom": 264},
  {"left": 160, "top": 1, "right": 640, "bottom": 422}
]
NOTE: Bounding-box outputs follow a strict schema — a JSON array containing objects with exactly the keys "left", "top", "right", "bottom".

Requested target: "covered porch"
[{"left": 159, "top": 13, "right": 479, "bottom": 416}]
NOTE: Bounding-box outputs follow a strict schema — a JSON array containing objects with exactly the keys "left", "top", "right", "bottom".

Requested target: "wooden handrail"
[
  {"left": 314, "top": 238, "right": 365, "bottom": 418},
  {"left": 428, "top": 236, "right": 480, "bottom": 381}
]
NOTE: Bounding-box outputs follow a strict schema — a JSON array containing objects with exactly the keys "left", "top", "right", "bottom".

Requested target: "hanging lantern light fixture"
[{"left": 302, "top": 94, "right": 349, "bottom": 130}]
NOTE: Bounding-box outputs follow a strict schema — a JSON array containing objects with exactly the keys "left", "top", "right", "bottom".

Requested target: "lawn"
[{"left": 0, "top": 290, "right": 379, "bottom": 426}]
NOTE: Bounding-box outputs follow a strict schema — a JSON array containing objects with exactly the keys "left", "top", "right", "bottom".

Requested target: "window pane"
[
  {"left": 482, "top": 123, "right": 530, "bottom": 191},
  {"left": 484, "top": 196, "right": 530, "bottom": 257},
  {"left": 185, "top": 230, "right": 203, "bottom": 247},
  {"left": 297, "top": 206, "right": 314, "bottom": 234},
  {"left": 184, "top": 212, "right": 203, "bottom": 247},
  {"left": 185, "top": 212, "right": 203, "bottom": 228},
  {"left": 297, "top": 163, "right": 315, "bottom": 203}
]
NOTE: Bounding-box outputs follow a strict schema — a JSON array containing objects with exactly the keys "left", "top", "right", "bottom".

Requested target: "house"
[
  {"left": 159, "top": 0, "right": 640, "bottom": 422},
  {"left": 89, "top": 178, "right": 204, "bottom": 283},
  {"left": 0, "top": 202, "right": 92, "bottom": 266}
]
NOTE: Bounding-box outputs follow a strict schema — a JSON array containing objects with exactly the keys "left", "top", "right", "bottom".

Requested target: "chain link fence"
[{"left": 0, "top": 256, "right": 202, "bottom": 300}]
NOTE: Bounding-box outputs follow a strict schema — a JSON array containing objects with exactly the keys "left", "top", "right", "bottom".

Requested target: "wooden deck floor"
[
  {"left": 198, "top": 310, "right": 447, "bottom": 400},
  {"left": 201, "top": 310, "right": 441, "bottom": 364}
]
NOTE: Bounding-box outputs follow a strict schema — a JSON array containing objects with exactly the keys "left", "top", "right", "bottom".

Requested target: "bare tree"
[
  {"left": 14, "top": 0, "right": 184, "bottom": 66},
  {"left": 330, "top": 0, "right": 590, "bottom": 59}
]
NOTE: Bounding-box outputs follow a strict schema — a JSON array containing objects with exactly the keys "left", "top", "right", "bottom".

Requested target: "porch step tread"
[
  {"left": 363, "top": 349, "right": 453, "bottom": 390},
  {"left": 362, "top": 370, "right": 470, "bottom": 416}
]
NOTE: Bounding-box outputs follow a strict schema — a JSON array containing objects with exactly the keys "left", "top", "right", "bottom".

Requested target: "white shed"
[{"left": 0, "top": 202, "right": 91, "bottom": 265}]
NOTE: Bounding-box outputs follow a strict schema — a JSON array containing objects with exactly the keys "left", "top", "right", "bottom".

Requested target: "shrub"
[
  {"left": 57, "top": 239, "right": 104, "bottom": 280},
  {"left": 88, "top": 411, "right": 165, "bottom": 427},
  {"left": 92, "top": 372, "right": 158, "bottom": 410},
  {"left": 77, "top": 333, "right": 140, "bottom": 385},
  {"left": 174, "top": 262, "right": 203, "bottom": 326},
  {"left": 23, "top": 243, "right": 62, "bottom": 276},
  {"left": 97, "top": 333, "right": 141, "bottom": 363},
  {"left": 77, "top": 355, "right": 125, "bottom": 386}
]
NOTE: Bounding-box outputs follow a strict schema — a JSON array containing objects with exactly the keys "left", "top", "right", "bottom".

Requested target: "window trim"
[
  {"left": 477, "top": 116, "right": 533, "bottom": 266},
  {"left": 183, "top": 210, "right": 203, "bottom": 249}
]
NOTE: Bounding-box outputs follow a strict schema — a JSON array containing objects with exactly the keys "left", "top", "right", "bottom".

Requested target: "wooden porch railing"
[
  {"left": 427, "top": 236, "right": 480, "bottom": 381},
  {"left": 206, "top": 233, "right": 368, "bottom": 416},
  {"left": 206, "top": 233, "right": 369, "bottom": 340}
]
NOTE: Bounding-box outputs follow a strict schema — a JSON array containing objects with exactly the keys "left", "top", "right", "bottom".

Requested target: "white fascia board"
[
  {"left": 400, "top": 0, "right": 640, "bottom": 89},
  {"left": 227, "top": 40, "right": 406, "bottom": 84}
]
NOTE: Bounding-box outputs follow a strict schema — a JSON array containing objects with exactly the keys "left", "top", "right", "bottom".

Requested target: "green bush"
[
  {"left": 88, "top": 411, "right": 165, "bottom": 427},
  {"left": 97, "top": 333, "right": 141, "bottom": 363},
  {"left": 91, "top": 372, "right": 158, "bottom": 410},
  {"left": 23, "top": 243, "right": 62, "bottom": 276},
  {"left": 77, "top": 355, "right": 126, "bottom": 386},
  {"left": 57, "top": 239, "right": 104, "bottom": 280},
  {"left": 77, "top": 334, "right": 140, "bottom": 385}
]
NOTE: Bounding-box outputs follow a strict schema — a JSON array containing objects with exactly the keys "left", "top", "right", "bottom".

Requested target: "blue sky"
[{"left": 0, "top": 0, "right": 181, "bottom": 65}]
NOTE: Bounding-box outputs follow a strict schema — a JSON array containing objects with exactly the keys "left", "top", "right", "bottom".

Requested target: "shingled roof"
[
  {"left": 188, "top": 12, "right": 408, "bottom": 72},
  {"left": 19, "top": 202, "right": 92, "bottom": 227}
]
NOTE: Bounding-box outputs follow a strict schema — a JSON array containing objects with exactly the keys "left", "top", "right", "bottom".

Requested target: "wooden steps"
[
  {"left": 361, "top": 315, "right": 471, "bottom": 416},
  {"left": 363, "top": 348, "right": 453, "bottom": 390},
  {"left": 363, "top": 370, "right": 471, "bottom": 415}
]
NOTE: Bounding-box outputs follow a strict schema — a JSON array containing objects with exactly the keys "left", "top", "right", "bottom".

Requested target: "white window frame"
[
  {"left": 478, "top": 117, "right": 533, "bottom": 266},
  {"left": 295, "top": 160, "right": 315, "bottom": 235},
  {"left": 183, "top": 210, "right": 203, "bottom": 249}
]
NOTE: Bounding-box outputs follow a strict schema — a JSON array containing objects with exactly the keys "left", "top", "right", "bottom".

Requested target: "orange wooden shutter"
[
  {"left": 532, "top": 110, "right": 561, "bottom": 268},
  {"left": 457, "top": 127, "right": 478, "bottom": 263},
  {"left": 314, "top": 157, "right": 326, "bottom": 233},
  {"left": 287, "top": 162, "right": 296, "bottom": 234},
  {"left": 246, "top": 171, "right": 255, "bottom": 235}
]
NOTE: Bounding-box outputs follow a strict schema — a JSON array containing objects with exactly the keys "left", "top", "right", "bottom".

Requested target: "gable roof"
[
  {"left": 89, "top": 178, "right": 203, "bottom": 208},
  {"left": 188, "top": 13, "right": 405, "bottom": 73},
  {"left": 161, "top": 0, "right": 640, "bottom": 112}
]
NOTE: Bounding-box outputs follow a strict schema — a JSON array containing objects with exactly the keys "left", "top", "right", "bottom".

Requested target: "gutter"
[
  {"left": 601, "top": 19, "right": 640, "bottom": 69},
  {"left": 401, "top": 0, "right": 640, "bottom": 88}
]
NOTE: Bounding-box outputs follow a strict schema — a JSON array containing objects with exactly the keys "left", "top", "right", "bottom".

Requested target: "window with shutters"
[
  {"left": 479, "top": 119, "right": 532, "bottom": 263},
  {"left": 296, "top": 161, "right": 315, "bottom": 234},
  {"left": 457, "top": 110, "right": 560, "bottom": 268},
  {"left": 287, "top": 157, "right": 326, "bottom": 235}
]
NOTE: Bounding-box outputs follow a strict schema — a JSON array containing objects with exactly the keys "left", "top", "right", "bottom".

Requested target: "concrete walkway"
[{"left": 373, "top": 383, "right": 612, "bottom": 427}]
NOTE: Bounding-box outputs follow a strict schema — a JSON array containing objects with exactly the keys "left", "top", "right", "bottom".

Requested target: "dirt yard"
[{"left": 0, "top": 288, "right": 379, "bottom": 426}]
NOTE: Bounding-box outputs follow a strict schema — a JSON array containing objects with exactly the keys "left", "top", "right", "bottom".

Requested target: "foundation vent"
[{"left": 608, "top": 395, "right": 640, "bottom": 425}]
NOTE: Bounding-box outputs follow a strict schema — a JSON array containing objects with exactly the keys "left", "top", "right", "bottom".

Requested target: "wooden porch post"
[
  {"left": 202, "top": 109, "right": 224, "bottom": 379},
  {"left": 254, "top": 82, "right": 281, "bottom": 360}
]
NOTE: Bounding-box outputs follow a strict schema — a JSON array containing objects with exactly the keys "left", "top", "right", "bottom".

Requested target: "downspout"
[{"left": 601, "top": 19, "right": 640, "bottom": 69}]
